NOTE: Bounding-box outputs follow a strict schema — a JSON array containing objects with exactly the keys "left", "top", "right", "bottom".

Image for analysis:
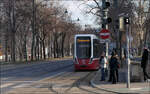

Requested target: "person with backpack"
[
  {"left": 141, "top": 47, "right": 150, "bottom": 81},
  {"left": 99, "top": 52, "right": 108, "bottom": 81}
]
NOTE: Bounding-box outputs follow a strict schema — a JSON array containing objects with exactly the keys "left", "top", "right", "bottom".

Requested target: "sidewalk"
[{"left": 90, "top": 67, "right": 150, "bottom": 94}]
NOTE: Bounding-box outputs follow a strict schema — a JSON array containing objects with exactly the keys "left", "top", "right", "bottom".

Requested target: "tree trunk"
[
  {"left": 48, "top": 36, "right": 51, "bottom": 58},
  {"left": 61, "top": 32, "right": 66, "bottom": 57},
  {"left": 31, "top": 0, "right": 35, "bottom": 61},
  {"left": 23, "top": 35, "right": 27, "bottom": 61},
  {"left": 42, "top": 40, "right": 46, "bottom": 59},
  {"left": 56, "top": 38, "right": 59, "bottom": 58},
  {"left": 34, "top": 37, "right": 37, "bottom": 60},
  {"left": 31, "top": 34, "right": 35, "bottom": 61},
  {"left": 4, "top": 30, "right": 8, "bottom": 62},
  {"left": 40, "top": 41, "right": 42, "bottom": 59},
  {"left": 11, "top": 31, "right": 16, "bottom": 62},
  {"left": 53, "top": 33, "right": 56, "bottom": 58},
  {"left": 144, "top": 28, "right": 148, "bottom": 46},
  {"left": 37, "top": 36, "right": 40, "bottom": 60},
  {"left": 11, "top": 0, "right": 16, "bottom": 62},
  {"left": 51, "top": 42, "right": 53, "bottom": 57}
]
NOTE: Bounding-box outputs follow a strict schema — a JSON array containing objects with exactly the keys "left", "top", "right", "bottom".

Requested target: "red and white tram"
[{"left": 74, "top": 34, "right": 103, "bottom": 71}]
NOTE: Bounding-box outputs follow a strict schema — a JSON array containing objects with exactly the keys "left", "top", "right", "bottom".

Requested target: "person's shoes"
[
  {"left": 147, "top": 79, "right": 150, "bottom": 82},
  {"left": 108, "top": 80, "right": 111, "bottom": 82},
  {"left": 100, "top": 79, "right": 104, "bottom": 81},
  {"left": 112, "top": 82, "right": 116, "bottom": 84}
]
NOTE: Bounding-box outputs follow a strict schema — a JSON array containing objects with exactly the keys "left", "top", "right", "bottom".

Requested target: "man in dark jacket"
[
  {"left": 108, "top": 49, "right": 116, "bottom": 81},
  {"left": 109, "top": 53, "right": 120, "bottom": 84},
  {"left": 141, "top": 48, "right": 150, "bottom": 81}
]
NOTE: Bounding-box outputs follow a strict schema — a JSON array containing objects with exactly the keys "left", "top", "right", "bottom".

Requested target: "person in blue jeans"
[{"left": 100, "top": 53, "right": 108, "bottom": 81}]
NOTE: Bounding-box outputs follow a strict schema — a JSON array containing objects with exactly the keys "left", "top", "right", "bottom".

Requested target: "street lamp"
[
  {"left": 77, "top": 18, "right": 80, "bottom": 21},
  {"left": 65, "top": 9, "right": 68, "bottom": 14}
]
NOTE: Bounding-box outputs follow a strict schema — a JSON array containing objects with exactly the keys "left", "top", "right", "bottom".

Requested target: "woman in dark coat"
[{"left": 141, "top": 48, "right": 150, "bottom": 81}]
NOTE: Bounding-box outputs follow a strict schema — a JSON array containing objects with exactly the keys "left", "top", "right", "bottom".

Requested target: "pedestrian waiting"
[
  {"left": 108, "top": 52, "right": 120, "bottom": 84},
  {"left": 141, "top": 47, "right": 150, "bottom": 81},
  {"left": 99, "top": 52, "right": 108, "bottom": 81}
]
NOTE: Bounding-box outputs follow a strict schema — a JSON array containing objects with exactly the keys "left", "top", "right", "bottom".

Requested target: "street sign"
[
  {"left": 99, "top": 29, "right": 110, "bottom": 39},
  {"left": 99, "top": 39, "right": 110, "bottom": 43}
]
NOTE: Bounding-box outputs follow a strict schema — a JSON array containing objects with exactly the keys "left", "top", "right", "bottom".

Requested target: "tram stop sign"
[{"left": 99, "top": 29, "right": 110, "bottom": 39}]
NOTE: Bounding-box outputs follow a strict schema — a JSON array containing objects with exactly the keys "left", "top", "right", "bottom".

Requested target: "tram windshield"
[{"left": 76, "top": 37, "right": 91, "bottom": 59}]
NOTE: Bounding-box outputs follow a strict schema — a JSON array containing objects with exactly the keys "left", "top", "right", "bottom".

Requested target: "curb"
[
  {"left": 90, "top": 70, "right": 120, "bottom": 93},
  {"left": 90, "top": 69, "right": 150, "bottom": 94}
]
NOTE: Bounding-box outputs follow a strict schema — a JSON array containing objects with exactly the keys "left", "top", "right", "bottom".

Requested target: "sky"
[
  {"left": 38, "top": 0, "right": 99, "bottom": 28},
  {"left": 60, "top": 1, "right": 100, "bottom": 28},
  {"left": 39, "top": 0, "right": 150, "bottom": 29}
]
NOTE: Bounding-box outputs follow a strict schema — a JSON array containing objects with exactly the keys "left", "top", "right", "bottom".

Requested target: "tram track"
[
  {"left": 4, "top": 63, "right": 113, "bottom": 94},
  {"left": 48, "top": 71, "right": 96, "bottom": 94},
  {"left": 6, "top": 69, "right": 113, "bottom": 94}
]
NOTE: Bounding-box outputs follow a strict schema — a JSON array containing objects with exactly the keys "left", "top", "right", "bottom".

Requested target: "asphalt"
[{"left": 0, "top": 60, "right": 74, "bottom": 94}]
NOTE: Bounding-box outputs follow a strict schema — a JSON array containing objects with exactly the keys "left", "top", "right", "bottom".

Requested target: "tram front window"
[{"left": 76, "top": 37, "right": 91, "bottom": 59}]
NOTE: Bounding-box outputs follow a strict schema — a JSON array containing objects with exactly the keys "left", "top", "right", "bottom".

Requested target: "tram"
[{"left": 74, "top": 34, "right": 103, "bottom": 71}]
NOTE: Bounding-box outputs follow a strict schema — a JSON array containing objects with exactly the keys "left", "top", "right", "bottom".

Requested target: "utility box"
[{"left": 130, "top": 61, "right": 143, "bottom": 82}]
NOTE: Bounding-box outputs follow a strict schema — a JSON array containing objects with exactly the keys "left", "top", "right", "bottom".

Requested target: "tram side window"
[{"left": 93, "top": 39, "right": 100, "bottom": 58}]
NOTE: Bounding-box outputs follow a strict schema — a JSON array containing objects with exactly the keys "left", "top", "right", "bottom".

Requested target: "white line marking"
[
  {"left": 2, "top": 81, "right": 37, "bottom": 83},
  {"left": 0, "top": 83, "right": 14, "bottom": 88},
  {"left": 129, "top": 88, "right": 142, "bottom": 90},
  {"left": 12, "top": 84, "right": 28, "bottom": 88}
]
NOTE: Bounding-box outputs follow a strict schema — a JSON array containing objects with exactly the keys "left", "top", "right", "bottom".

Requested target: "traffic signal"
[
  {"left": 124, "top": 17, "right": 130, "bottom": 24},
  {"left": 102, "top": 24, "right": 105, "bottom": 28},
  {"left": 102, "top": 1, "right": 112, "bottom": 29},
  {"left": 104, "top": 2, "right": 110, "bottom": 9},
  {"left": 119, "top": 17, "right": 125, "bottom": 31},
  {"left": 115, "top": 19, "right": 119, "bottom": 29},
  {"left": 107, "top": 17, "right": 112, "bottom": 23},
  {"left": 119, "top": 17, "right": 130, "bottom": 31}
]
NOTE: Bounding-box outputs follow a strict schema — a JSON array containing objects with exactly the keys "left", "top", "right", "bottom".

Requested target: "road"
[
  {"left": 0, "top": 59, "right": 114, "bottom": 94},
  {"left": 0, "top": 60, "right": 73, "bottom": 94}
]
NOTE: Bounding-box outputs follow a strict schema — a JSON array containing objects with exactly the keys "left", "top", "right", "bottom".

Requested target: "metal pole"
[
  {"left": 102, "top": 0, "right": 106, "bottom": 29},
  {"left": 102, "top": 0, "right": 109, "bottom": 60},
  {"left": 113, "top": 0, "right": 119, "bottom": 54},
  {"left": 126, "top": 24, "right": 130, "bottom": 88}
]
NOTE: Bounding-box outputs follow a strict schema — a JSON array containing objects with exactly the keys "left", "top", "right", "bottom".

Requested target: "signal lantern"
[
  {"left": 124, "top": 17, "right": 130, "bottom": 24},
  {"left": 107, "top": 17, "right": 112, "bottom": 23},
  {"left": 104, "top": 2, "right": 110, "bottom": 9}
]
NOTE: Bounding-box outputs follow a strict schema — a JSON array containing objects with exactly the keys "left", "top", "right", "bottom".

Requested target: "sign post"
[
  {"left": 99, "top": 29, "right": 110, "bottom": 60},
  {"left": 126, "top": 22, "right": 130, "bottom": 88}
]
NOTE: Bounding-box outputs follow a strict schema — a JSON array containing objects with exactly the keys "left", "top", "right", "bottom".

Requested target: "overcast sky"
[{"left": 61, "top": 1, "right": 99, "bottom": 28}]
